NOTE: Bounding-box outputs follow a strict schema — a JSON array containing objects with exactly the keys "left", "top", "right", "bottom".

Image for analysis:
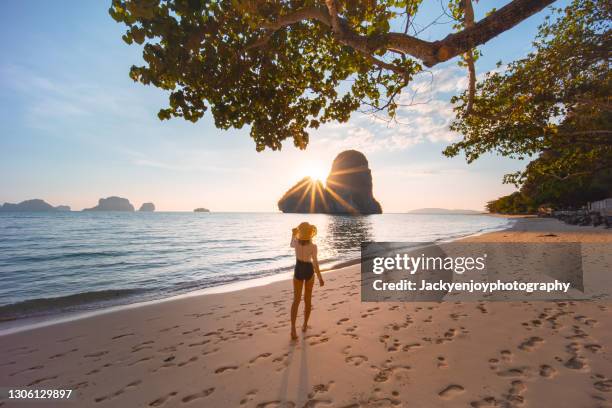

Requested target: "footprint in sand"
[
  {"left": 256, "top": 401, "right": 296, "bottom": 408},
  {"left": 9, "top": 365, "right": 44, "bottom": 377},
  {"left": 240, "top": 390, "right": 258, "bottom": 405},
  {"left": 593, "top": 377, "right": 612, "bottom": 392},
  {"left": 215, "top": 365, "right": 238, "bottom": 374},
  {"left": 497, "top": 367, "right": 530, "bottom": 378},
  {"left": 310, "top": 381, "right": 334, "bottom": 396},
  {"left": 249, "top": 353, "right": 272, "bottom": 364},
  {"left": 182, "top": 388, "right": 215, "bottom": 403},
  {"left": 94, "top": 379, "right": 142, "bottom": 403},
  {"left": 438, "top": 384, "right": 465, "bottom": 399},
  {"left": 84, "top": 350, "right": 109, "bottom": 358},
  {"left": 373, "top": 368, "right": 392, "bottom": 383},
  {"left": 159, "top": 325, "right": 179, "bottom": 333},
  {"left": 336, "top": 318, "right": 350, "bottom": 325},
  {"left": 345, "top": 355, "right": 368, "bottom": 366},
  {"left": 564, "top": 355, "right": 588, "bottom": 370},
  {"left": 128, "top": 356, "right": 154, "bottom": 366},
  {"left": 28, "top": 375, "right": 58, "bottom": 387},
  {"left": 585, "top": 343, "right": 602, "bottom": 353},
  {"left": 500, "top": 350, "right": 513, "bottom": 362},
  {"left": 539, "top": 364, "right": 557, "bottom": 378},
  {"left": 507, "top": 380, "right": 527, "bottom": 405},
  {"left": 437, "top": 356, "right": 448, "bottom": 369},
  {"left": 49, "top": 348, "right": 78, "bottom": 359},
  {"left": 182, "top": 328, "right": 201, "bottom": 335},
  {"left": 111, "top": 332, "right": 134, "bottom": 340},
  {"left": 518, "top": 336, "right": 544, "bottom": 351},
  {"left": 177, "top": 356, "right": 198, "bottom": 367},
  {"left": 188, "top": 339, "right": 210, "bottom": 347},
  {"left": 307, "top": 334, "right": 330, "bottom": 346},
  {"left": 302, "top": 399, "right": 333, "bottom": 407},
  {"left": 402, "top": 343, "right": 422, "bottom": 352},
  {"left": 149, "top": 391, "right": 178, "bottom": 407},
  {"left": 132, "top": 340, "right": 154, "bottom": 353},
  {"left": 387, "top": 339, "right": 401, "bottom": 352}
]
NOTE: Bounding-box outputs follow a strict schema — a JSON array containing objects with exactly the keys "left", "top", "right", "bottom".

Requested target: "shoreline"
[
  {"left": 0, "top": 219, "right": 515, "bottom": 336},
  {"left": 1, "top": 217, "right": 610, "bottom": 408}
]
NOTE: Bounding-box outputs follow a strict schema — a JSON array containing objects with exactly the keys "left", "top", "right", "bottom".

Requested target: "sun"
[{"left": 305, "top": 163, "right": 328, "bottom": 183}]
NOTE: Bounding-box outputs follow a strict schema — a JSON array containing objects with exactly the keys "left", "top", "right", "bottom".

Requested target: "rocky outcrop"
[
  {"left": 194, "top": 208, "right": 210, "bottom": 213},
  {"left": 139, "top": 202, "right": 155, "bottom": 212},
  {"left": 83, "top": 196, "right": 135, "bottom": 212},
  {"left": 0, "top": 199, "right": 71, "bottom": 212},
  {"left": 278, "top": 150, "right": 382, "bottom": 214}
]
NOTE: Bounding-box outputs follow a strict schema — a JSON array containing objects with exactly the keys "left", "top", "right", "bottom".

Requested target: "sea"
[{"left": 0, "top": 212, "right": 512, "bottom": 325}]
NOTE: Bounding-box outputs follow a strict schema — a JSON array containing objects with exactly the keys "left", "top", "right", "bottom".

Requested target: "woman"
[{"left": 290, "top": 222, "right": 324, "bottom": 340}]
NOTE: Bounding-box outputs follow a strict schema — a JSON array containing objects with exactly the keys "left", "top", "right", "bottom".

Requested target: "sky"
[{"left": 0, "top": 1, "right": 568, "bottom": 212}]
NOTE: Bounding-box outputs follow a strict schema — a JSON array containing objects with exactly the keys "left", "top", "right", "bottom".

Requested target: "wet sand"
[{"left": 0, "top": 218, "right": 611, "bottom": 407}]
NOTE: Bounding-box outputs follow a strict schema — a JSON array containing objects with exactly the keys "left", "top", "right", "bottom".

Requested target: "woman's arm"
[
  {"left": 290, "top": 228, "right": 297, "bottom": 248},
  {"left": 312, "top": 245, "right": 324, "bottom": 286}
]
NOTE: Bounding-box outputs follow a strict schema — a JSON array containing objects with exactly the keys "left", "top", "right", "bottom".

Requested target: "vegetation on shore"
[{"left": 445, "top": 0, "right": 611, "bottom": 213}]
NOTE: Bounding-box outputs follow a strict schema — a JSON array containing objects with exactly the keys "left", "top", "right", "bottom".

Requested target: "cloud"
[
  {"left": 2, "top": 61, "right": 471, "bottom": 157},
  {"left": 118, "top": 147, "right": 249, "bottom": 174},
  {"left": 310, "top": 121, "right": 422, "bottom": 154},
  {"left": 1, "top": 64, "right": 150, "bottom": 123},
  {"left": 307, "top": 64, "right": 469, "bottom": 153}
]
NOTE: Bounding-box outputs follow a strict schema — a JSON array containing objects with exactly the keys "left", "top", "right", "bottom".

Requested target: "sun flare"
[{"left": 306, "top": 164, "right": 328, "bottom": 183}]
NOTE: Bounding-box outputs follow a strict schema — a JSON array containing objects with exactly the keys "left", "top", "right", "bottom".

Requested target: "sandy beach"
[{"left": 1, "top": 217, "right": 611, "bottom": 408}]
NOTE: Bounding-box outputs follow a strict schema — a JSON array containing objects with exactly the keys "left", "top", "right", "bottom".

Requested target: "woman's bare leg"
[
  {"left": 302, "top": 276, "right": 315, "bottom": 332},
  {"left": 291, "top": 279, "right": 304, "bottom": 340}
]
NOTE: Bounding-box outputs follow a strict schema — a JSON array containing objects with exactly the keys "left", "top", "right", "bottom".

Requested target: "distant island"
[
  {"left": 83, "top": 196, "right": 135, "bottom": 212},
  {"left": 0, "top": 199, "right": 71, "bottom": 212},
  {"left": 194, "top": 208, "right": 210, "bottom": 213},
  {"left": 407, "top": 208, "right": 484, "bottom": 215},
  {"left": 278, "top": 150, "right": 382, "bottom": 215},
  {"left": 139, "top": 202, "right": 155, "bottom": 212}
]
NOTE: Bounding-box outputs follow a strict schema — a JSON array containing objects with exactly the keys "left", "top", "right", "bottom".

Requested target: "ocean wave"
[
  {"left": 0, "top": 288, "right": 146, "bottom": 322},
  {"left": 2, "top": 250, "right": 130, "bottom": 264}
]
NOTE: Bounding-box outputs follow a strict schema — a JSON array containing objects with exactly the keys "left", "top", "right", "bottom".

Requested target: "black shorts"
[{"left": 294, "top": 259, "right": 314, "bottom": 281}]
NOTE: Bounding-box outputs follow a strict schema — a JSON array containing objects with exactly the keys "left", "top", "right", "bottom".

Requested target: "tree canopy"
[
  {"left": 485, "top": 191, "right": 535, "bottom": 215},
  {"left": 445, "top": 0, "right": 611, "bottom": 189},
  {"left": 109, "top": 0, "right": 555, "bottom": 150}
]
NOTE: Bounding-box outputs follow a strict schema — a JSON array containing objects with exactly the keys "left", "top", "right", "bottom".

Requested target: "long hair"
[{"left": 298, "top": 239, "right": 311, "bottom": 246}]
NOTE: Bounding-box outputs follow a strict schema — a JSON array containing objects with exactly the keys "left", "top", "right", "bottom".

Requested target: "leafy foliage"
[
  {"left": 109, "top": 0, "right": 425, "bottom": 150},
  {"left": 109, "top": 0, "right": 553, "bottom": 150},
  {"left": 485, "top": 192, "right": 535, "bottom": 214},
  {"left": 445, "top": 0, "right": 612, "bottom": 188}
]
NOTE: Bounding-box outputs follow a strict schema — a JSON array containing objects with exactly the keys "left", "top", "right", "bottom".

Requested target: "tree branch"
[
  {"left": 462, "top": 0, "right": 476, "bottom": 116},
  {"left": 430, "top": 0, "right": 555, "bottom": 66},
  {"left": 250, "top": 0, "right": 556, "bottom": 67}
]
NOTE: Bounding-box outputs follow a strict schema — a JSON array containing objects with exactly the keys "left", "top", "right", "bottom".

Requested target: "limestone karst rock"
[
  {"left": 83, "top": 196, "right": 135, "bottom": 211},
  {"left": 278, "top": 150, "right": 382, "bottom": 214},
  {"left": 139, "top": 202, "right": 155, "bottom": 212},
  {"left": 0, "top": 199, "right": 71, "bottom": 212}
]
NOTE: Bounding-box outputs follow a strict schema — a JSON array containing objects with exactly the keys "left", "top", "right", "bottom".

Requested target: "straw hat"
[{"left": 292, "top": 222, "right": 317, "bottom": 240}]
